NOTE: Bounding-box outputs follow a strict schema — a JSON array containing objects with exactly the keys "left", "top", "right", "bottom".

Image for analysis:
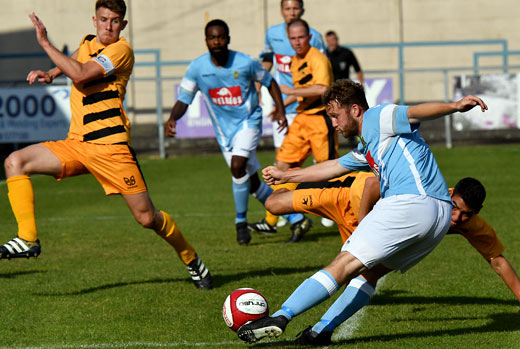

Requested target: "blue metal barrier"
[
  {"left": 473, "top": 50, "right": 520, "bottom": 74},
  {"left": 348, "top": 39, "right": 508, "bottom": 105},
  {"left": 2, "top": 40, "right": 512, "bottom": 155}
]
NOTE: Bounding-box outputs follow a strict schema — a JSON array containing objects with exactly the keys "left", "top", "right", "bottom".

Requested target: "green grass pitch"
[{"left": 0, "top": 145, "right": 519, "bottom": 348}]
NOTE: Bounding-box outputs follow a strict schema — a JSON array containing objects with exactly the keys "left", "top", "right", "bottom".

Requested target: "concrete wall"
[{"left": 2, "top": 0, "right": 520, "bottom": 122}]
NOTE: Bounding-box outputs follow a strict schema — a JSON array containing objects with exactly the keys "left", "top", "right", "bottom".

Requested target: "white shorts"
[
  {"left": 272, "top": 113, "right": 296, "bottom": 148},
  {"left": 222, "top": 126, "right": 261, "bottom": 176},
  {"left": 342, "top": 194, "right": 452, "bottom": 273}
]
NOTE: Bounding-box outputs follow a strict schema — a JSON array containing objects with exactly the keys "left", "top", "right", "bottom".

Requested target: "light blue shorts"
[{"left": 342, "top": 194, "right": 452, "bottom": 272}]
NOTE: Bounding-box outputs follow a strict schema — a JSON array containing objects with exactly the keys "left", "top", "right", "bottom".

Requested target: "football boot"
[
  {"left": 294, "top": 326, "right": 333, "bottom": 346},
  {"left": 248, "top": 219, "right": 277, "bottom": 235},
  {"left": 237, "top": 315, "right": 288, "bottom": 343},
  {"left": 186, "top": 255, "right": 213, "bottom": 290},
  {"left": 0, "top": 237, "right": 41, "bottom": 260},
  {"left": 236, "top": 222, "right": 251, "bottom": 245},
  {"left": 286, "top": 217, "right": 313, "bottom": 243}
]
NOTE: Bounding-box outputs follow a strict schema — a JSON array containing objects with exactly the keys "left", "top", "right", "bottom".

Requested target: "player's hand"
[
  {"left": 164, "top": 119, "right": 177, "bottom": 138},
  {"left": 262, "top": 166, "right": 286, "bottom": 186},
  {"left": 29, "top": 13, "right": 50, "bottom": 48},
  {"left": 279, "top": 84, "right": 292, "bottom": 95},
  {"left": 269, "top": 108, "right": 288, "bottom": 134},
  {"left": 456, "top": 95, "right": 488, "bottom": 113},
  {"left": 26, "top": 70, "right": 53, "bottom": 85}
]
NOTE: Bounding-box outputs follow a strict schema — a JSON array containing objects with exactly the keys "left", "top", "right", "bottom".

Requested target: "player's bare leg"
[{"left": 123, "top": 191, "right": 213, "bottom": 289}]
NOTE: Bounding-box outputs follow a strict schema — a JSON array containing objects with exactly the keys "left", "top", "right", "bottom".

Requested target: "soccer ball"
[{"left": 222, "top": 288, "right": 269, "bottom": 331}]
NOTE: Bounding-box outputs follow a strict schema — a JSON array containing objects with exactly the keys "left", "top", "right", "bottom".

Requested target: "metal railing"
[{"left": 1, "top": 39, "right": 514, "bottom": 155}]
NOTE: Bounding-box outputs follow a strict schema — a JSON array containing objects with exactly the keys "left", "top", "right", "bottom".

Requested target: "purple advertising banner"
[{"left": 174, "top": 77, "right": 393, "bottom": 139}]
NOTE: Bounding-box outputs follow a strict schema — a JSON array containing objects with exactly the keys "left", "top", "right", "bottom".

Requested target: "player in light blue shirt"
[
  {"left": 238, "top": 79, "right": 488, "bottom": 345},
  {"left": 166, "top": 19, "right": 287, "bottom": 245},
  {"left": 253, "top": 0, "right": 327, "bottom": 233},
  {"left": 260, "top": 0, "right": 325, "bottom": 145}
]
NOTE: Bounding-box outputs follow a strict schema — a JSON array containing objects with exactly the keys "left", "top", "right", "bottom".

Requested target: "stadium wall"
[{"left": 1, "top": 0, "right": 520, "bottom": 155}]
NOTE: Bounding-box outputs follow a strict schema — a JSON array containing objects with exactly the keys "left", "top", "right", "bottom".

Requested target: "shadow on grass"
[
  {"left": 371, "top": 289, "right": 519, "bottom": 307},
  {"left": 334, "top": 312, "right": 520, "bottom": 346},
  {"left": 32, "top": 265, "right": 322, "bottom": 296},
  {"left": 33, "top": 277, "right": 187, "bottom": 296},
  {"left": 0, "top": 270, "right": 44, "bottom": 278},
  {"left": 240, "top": 312, "right": 520, "bottom": 348},
  {"left": 248, "top": 229, "right": 340, "bottom": 246}
]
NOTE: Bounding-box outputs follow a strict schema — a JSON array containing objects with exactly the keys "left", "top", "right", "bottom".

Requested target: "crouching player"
[{"left": 263, "top": 175, "right": 520, "bottom": 345}]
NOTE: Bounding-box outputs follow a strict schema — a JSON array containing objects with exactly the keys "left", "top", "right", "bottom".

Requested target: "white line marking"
[
  {"left": 333, "top": 275, "right": 387, "bottom": 341},
  {"left": 20, "top": 340, "right": 245, "bottom": 348}
]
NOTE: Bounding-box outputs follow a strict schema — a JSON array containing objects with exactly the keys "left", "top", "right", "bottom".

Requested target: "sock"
[
  {"left": 7, "top": 175, "right": 37, "bottom": 242},
  {"left": 312, "top": 277, "right": 375, "bottom": 334},
  {"left": 156, "top": 210, "right": 196, "bottom": 265},
  {"left": 265, "top": 209, "right": 279, "bottom": 227},
  {"left": 232, "top": 174, "right": 250, "bottom": 224},
  {"left": 264, "top": 182, "right": 299, "bottom": 226},
  {"left": 272, "top": 270, "right": 338, "bottom": 321},
  {"left": 287, "top": 213, "right": 304, "bottom": 224},
  {"left": 252, "top": 181, "right": 273, "bottom": 205}
]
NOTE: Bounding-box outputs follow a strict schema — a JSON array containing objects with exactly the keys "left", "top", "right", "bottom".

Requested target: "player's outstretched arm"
[
  {"left": 267, "top": 80, "right": 288, "bottom": 132},
  {"left": 165, "top": 101, "right": 189, "bottom": 137},
  {"left": 29, "top": 13, "right": 104, "bottom": 84},
  {"left": 263, "top": 159, "right": 350, "bottom": 185},
  {"left": 490, "top": 255, "right": 520, "bottom": 311},
  {"left": 407, "top": 95, "right": 488, "bottom": 124}
]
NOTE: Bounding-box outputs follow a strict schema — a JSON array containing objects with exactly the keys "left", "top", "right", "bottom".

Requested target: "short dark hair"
[
  {"left": 280, "top": 0, "right": 304, "bottom": 8},
  {"left": 322, "top": 79, "right": 369, "bottom": 110},
  {"left": 453, "top": 177, "right": 486, "bottom": 212},
  {"left": 287, "top": 19, "right": 309, "bottom": 36},
  {"left": 325, "top": 30, "right": 337, "bottom": 37},
  {"left": 96, "top": 0, "right": 126, "bottom": 19},
  {"left": 205, "top": 19, "right": 229, "bottom": 37}
]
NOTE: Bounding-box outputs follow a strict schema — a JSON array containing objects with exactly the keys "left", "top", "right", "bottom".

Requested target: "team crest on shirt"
[
  {"left": 233, "top": 71, "right": 239, "bottom": 79},
  {"left": 365, "top": 151, "right": 380, "bottom": 179},
  {"left": 301, "top": 195, "right": 313, "bottom": 207},
  {"left": 208, "top": 86, "right": 243, "bottom": 106},
  {"left": 275, "top": 54, "right": 292, "bottom": 74}
]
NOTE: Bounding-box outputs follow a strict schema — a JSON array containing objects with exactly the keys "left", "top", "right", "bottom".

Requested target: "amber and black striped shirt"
[{"left": 68, "top": 34, "right": 134, "bottom": 144}]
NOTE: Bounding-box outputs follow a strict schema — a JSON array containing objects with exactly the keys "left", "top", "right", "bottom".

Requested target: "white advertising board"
[{"left": 0, "top": 86, "right": 71, "bottom": 143}]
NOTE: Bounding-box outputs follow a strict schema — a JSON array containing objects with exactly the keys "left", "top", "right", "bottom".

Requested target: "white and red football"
[{"left": 222, "top": 288, "right": 269, "bottom": 331}]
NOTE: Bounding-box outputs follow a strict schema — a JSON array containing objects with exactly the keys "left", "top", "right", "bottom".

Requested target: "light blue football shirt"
[
  {"left": 339, "top": 104, "right": 451, "bottom": 201},
  {"left": 260, "top": 23, "right": 325, "bottom": 114},
  {"left": 178, "top": 50, "right": 272, "bottom": 151}
]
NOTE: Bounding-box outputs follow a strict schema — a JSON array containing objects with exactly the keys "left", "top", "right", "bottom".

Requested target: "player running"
[
  {"left": 0, "top": 0, "right": 213, "bottom": 290},
  {"left": 254, "top": 0, "right": 329, "bottom": 232},
  {"left": 249, "top": 19, "right": 335, "bottom": 240},
  {"left": 260, "top": 0, "right": 325, "bottom": 152},
  {"left": 237, "top": 79, "right": 488, "bottom": 344},
  {"left": 165, "top": 19, "right": 287, "bottom": 246}
]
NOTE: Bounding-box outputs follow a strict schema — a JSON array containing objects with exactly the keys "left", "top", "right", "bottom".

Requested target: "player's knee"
[
  {"left": 265, "top": 192, "right": 286, "bottom": 214},
  {"left": 4, "top": 151, "right": 25, "bottom": 175},
  {"left": 135, "top": 211, "right": 156, "bottom": 229}
]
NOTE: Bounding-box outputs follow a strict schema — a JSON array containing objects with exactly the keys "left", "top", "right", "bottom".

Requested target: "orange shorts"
[
  {"left": 276, "top": 110, "right": 338, "bottom": 165},
  {"left": 292, "top": 172, "right": 374, "bottom": 243},
  {"left": 42, "top": 139, "right": 147, "bottom": 195}
]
